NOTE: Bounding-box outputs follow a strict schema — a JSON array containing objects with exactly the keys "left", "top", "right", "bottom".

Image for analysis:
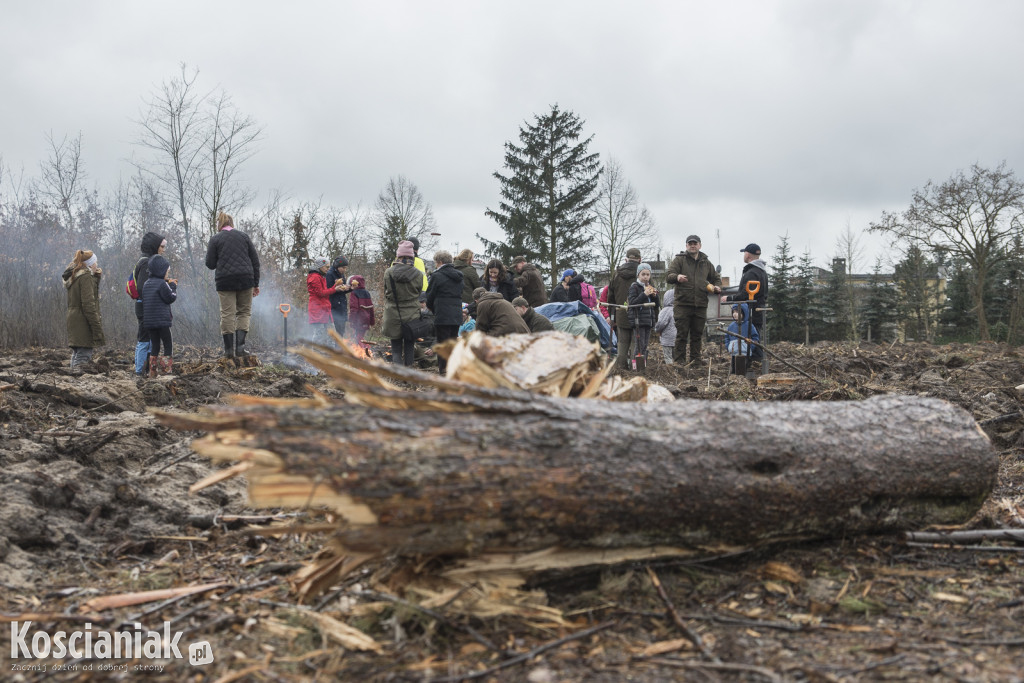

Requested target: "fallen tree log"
[{"left": 158, "top": 391, "right": 997, "bottom": 559}]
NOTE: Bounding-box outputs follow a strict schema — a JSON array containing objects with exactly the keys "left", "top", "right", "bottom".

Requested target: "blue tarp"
[{"left": 535, "top": 302, "right": 615, "bottom": 353}]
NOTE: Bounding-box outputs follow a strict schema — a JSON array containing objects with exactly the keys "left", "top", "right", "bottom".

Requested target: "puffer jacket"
[
  {"left": 134, "top": 231, "right": 164, "bottom": 319},
  {"left": 205, "top": 228, "right": 261, "bottom": 291},
  {"left": 63, "top": 266, "right": 105, "bottom": 348},
  {"left": 654, "top": 290, "right": 677, "bottom": 347},
  {"left": 521, "top": 307, "right": 554, "bottom": 333},
  {"left": 142, "top": 255, "right": 177, "bottom": 329},
  {"left": 382, "top": 262, "right": 425, "bottom": 339},
  {"left": 609, "top": 261, "right": 639, "bottom": 328},
  {"left": 475, "top": 292, "right": 530, "bottom": 336},
  {"left": 426, "top": 264, "right": 464, "bottom": 327},
  {"left": 347, "top": 276, "right": 375, "bottom": 330},
  {"left": 666, "top": 250, "right": 722, "bottom": 309},
  {"left": 514, "top": 263, "right": 547, "bottom": 309},
  {"left": 325, "top": 263, "right": 349, "bottom": 320},
  {"left": 453, "top": 257, "right": 481, "bottom": 304},
  {"left": 307, "top": 270, "right": 334, "bottom": 324},
  {"left": 627, "top": 281, "right": 660, "bottom": 328}
]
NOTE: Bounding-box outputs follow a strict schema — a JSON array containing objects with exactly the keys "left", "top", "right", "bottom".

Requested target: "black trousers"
[
  {"left": 434, "top": 324, "right": 459, "bottom": 375},
  {"left": 391, "top": 337, "right": 415, "bottom": 366},
  {"left": 149, "top": 327, "right": 172, "bottom": 356}
]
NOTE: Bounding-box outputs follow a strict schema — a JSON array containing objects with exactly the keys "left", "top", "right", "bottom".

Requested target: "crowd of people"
[{"left": 65, "top": 222, "right": 768, "bottom": 377}]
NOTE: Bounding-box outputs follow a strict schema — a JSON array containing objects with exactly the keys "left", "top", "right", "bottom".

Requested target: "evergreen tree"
[
  {"left": 894, "top": 244, "right": 940, "bottom": 342},
  {"left": 794, "top": 250, "right": 819, "bottom": 344},
  {"left": 287, "top": 212, "right": 310, "bottom": 271},
  {"left": 767, "top": 236, "right": 795, "bottom": 342},
  {"left": 939, "top": 260, "right": 977, "bottom": 341},
  {"left": 482, "top": 104, "right": 601, "bottom": 287},
  {"left": 860, "top": 259, "right": 900, "bottom": 342},
  {"left": 821, "top": 258, "right": 853, "bottom": 341}
]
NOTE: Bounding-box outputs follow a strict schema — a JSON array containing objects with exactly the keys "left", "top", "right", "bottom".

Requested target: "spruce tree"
[
  {"left": 940, "top": 261, "right": 977, "bottom": 341},
  {"left": 821, "top": 258, "right": 853, "bottom": 341},
  {"left": 794, "top": 251, "right": 818, "bottom": 345},
  {"left": 287, "top": 213, "right": 310, "bottom": 271},
  {"left": 767, "top": 236, "right": 794, "bottom": 342},
  {"left": 895, "top": 245, "right": 939, "bottom": 342},
  {"left": 482, "top": 104, "right": 601, "bottom": 287},
  {"left": 860, "top": 259, "right": 900, "bottom": 342}
]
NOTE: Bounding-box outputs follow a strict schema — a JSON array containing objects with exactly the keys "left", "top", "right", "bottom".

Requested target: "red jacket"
[
  {"left": 307, "top": 271, "right": 334, "bottom": 324},
  {"left": 598, "top": 285, "right": 611, "bottom": 320},
  {"left": 347, "top": 275, "right": 375, "bottom": 329}
]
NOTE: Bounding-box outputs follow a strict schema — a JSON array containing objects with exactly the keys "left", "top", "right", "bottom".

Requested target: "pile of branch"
[{"left": 155, "top": 337, "right": 998, "bottom": 602}]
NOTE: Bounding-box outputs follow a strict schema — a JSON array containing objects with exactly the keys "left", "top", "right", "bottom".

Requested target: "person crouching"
[{"left": 141, "top": 254, "right": 178, "bottom": 376}]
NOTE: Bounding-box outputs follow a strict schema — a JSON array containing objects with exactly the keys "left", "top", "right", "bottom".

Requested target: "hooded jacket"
[
  {"left": 475, "top": 292, "right": 530, "bottom": 336},
  {"left": 205, "top": 228, "right": 261, "bottom": 291},
  {"left": 63, "top": 265, "right": 105, "bottom": 348},
  {"left": 609, "top": 260, "right": 640, "bottom": 328},
  {"left": 453, "top": 257, "right": 481, "bottom": 304},
  {"left": 549, "top": 272, "right": 584, "bottom": 304},
  {"left": 426, "top": 264, "right": 465, "bottom": 327},
  {"left": 726, "top": 302, "right": 760, "bottom": 356},
  {"left": 142, "top": 255, "right": 178, "bottom": 329},
  {"left": 520, "top": 307, "right": 555, "bottom": 333},
  {"left": 483, "top": 271, "right": 519, "bottom": 302},
  {"left": 724, "top": 259, "right": 768, "bottom": 325},
  {"left": 655, "top": 290, "right": 677, "bottom": 348},
  {"left": 307, "top": 269, "right": 334, "bottom": 324},
  {"left": 347, "top": 276, "right": 375, "bottom": 330},
  {"left": 513, "top": 263, "right": 547, "bottom": 309},
  {"left": 666, "top": 250, "right": 722, "bottom": 309},
  {"left": 325, "top": 259, "right": 349, "bottom": 318},
  {"left": 382, "top": 261, "right": 425, "bottom": 338},
  {"left": 135, "top": 231, "right": 165, "bottom": 318}
]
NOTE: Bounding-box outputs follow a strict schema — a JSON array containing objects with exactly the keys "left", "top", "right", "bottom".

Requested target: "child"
[
  {"left": 347, "top": 275, "right": 375, "bottom": 344},
  {"left": 141, "top": 254, "right": 177, "bottom": 376},
  {"left": 726, "top": 303, "right": 760, "bottom": 370},
  {"left": 627, "top": 262, "right": 660, "bottom": 368},
  {"left": 654, "top": 289, "right": 676, "bottom": 364},
  {"left": 307, "top": 256, "right": 335, "bottom": 345},
  {"left": 459, "top": 303, "right": 476, "bottom": 337}
]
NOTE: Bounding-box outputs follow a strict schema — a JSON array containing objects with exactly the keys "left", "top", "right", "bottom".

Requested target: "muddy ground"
[{"left": 1, "top": 340, "right": 1022, "bottom": 682}]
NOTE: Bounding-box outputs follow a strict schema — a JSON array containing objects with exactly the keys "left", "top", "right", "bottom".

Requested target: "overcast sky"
[{"left": 3, "top": 1, "right": 1023, "bottom": 281}]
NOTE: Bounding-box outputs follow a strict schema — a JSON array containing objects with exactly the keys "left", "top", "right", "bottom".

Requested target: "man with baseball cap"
[
  {"left": 721, "top": 243, "right": 767, "bottom": 361},
  {"left": 666, "top": 235, "right": 722, "bottom": 365}
]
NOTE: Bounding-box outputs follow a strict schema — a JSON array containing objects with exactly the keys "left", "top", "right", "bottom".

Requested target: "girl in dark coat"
[
  {"left": 483, "top": 259, "right": 518, "bottom": 302},
  {"left": 425, "top": 250, "right": 464, "bottom": 375},
  {"left": 627, "top": 263, "right": 660, "bottom": 366},
  {"left": 347, "top": 275, "right": 375, "bottom": 344},
  {"left": 63, "top": 249, "right": 105, "bottom": 369},
  {"left": 133, "top": 232, "right": 165, "bottom": 374},
  {"left": 141, "top": 254, "right": 178, "bottom": 376}
]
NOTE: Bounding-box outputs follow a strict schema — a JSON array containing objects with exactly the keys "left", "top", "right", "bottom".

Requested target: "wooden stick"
[{"left": 646, "top": 567, "right": 719, "bottom": 663}]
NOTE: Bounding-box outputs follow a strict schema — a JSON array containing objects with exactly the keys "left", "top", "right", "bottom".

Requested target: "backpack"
[
  {"left": 580, "top": 282, "right": 597, "bottom": 309},
  {"left": 125, "top": 257, "right": 147, "bottom": 300}
]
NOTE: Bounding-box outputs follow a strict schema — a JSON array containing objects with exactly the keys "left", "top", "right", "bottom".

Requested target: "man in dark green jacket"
[
  {"left": 666, "top": 235, "right": 722, "bottom": 365},
  {"left": 609, "top": 248, "right": 642, "bottom": 371},
  {"left": 454, "top": 249, "right": 481, "bottom": 304},
  {"left": 513, "top": 297, "right": 555, "bottom": 332}
]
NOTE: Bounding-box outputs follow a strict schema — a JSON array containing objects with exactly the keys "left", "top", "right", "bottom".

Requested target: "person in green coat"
[
  {"left": 454, "top": 248, "right": 481, "bottom": 304},
  {"left": 383, "top": 241, "right": 426, "bottom": 366},
  {"left": 62, "top": 249, "right": 106, "bottom": 369}
]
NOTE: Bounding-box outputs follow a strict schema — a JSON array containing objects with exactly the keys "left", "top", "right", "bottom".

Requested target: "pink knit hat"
[{"left": 396, "top": 240, "right": 415, "bottom": 258}]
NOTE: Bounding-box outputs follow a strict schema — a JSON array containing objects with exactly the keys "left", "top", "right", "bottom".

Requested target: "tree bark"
[{"left": 163, "top": 393, "right": 996, "bottom": 557}]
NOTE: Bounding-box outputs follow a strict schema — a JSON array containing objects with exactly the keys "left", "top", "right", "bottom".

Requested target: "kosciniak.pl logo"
[{"left": 10, "top": 621, "right": 213, "bottom": 664}]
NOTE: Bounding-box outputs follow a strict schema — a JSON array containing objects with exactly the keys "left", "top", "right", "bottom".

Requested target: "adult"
[
  {"left": 473, "top": 288, "right": 530, "bottom": 336},
  {"left": 721, "top": 243, "right": 768, "bottom": 361},
  {"left": 408, "top": 236, "right": 429, "bottom": 292},
  {"left": 62, "top": 249, "right": 105, "bottom": 369},
  {"left": 383, "top": 241, "right": 425, "bottom": 366},
  {"left": 610, "top": 248, "right": 643, "bottom": 371},
  {"left": 666, "top": 235, "right": 722, "bottom": 365},
  {"left": 307, "top": 256, "right": 336, "bottom": 346},
  {"left": 325, "top": 255, "right": 352, "bottom": 339},
  {"left": 453, "top": 249, "right": 481, "bottom": 304},
  {"left": 133, "top": 232, "right": 166, "bottom": 374},
  {"left": 513, "top": 296, "right": 554, "bottom": 332},
  {"left": 511, "top": 256, "right": 548, "bottom": 309},
  {"left": 205, "top": 211, "right": 260, "bottom": 359},
  {"left": 425, "top": 250, "right": 464, "bottom": 375},
  {"left": 482, "top": 258, "right": 518, "bottom": 302},
  {"left": 549, "top": 268, "right": 584, "bottom": 303}
]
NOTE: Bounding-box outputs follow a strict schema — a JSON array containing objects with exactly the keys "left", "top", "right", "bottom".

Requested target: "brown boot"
[
  {"left": 162, "top": 357, "right": 173, "bottom": 375},
  {"left": 148, "top": 356, "right": 160, "bottom": 378}
]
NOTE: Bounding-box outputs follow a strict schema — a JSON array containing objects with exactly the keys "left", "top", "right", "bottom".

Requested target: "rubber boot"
[
  {"left": 235, "top": 330, "right": 250, "bottom": 358},
  {"left": 222, "top": 333, "right": 236, "bottom": 359},
  {"left": 148, "top": 356, "right": 159, "bottom": 378},
  {"left": 163, "top": 356, "right": 173, "bottom": 375}
]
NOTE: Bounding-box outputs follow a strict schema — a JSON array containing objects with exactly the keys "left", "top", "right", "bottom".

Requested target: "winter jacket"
[
  {"left": 426, "top": 264, "right": 465, "bottom": 327},
  {"left": 382, "top": 262, "right": 425, "bottom": 339},
  {"left": 483, "top": 273, "right": 519, "bottom": 302},
  {"left": 347, "top": 276, "right": 375, "bottom": 330},
  {"left": 142, "top": 255, "right": 177, "bottom": 329},
  {"left": 325, "top": 264, "right": 349, "bottom": 320},
  {"left": 666, "top": 250, "right": 722, "bottom": 309},
  {"left": 514, "top": 263, "right": 547, "bottom": 309},
  {"left": 205, "top": 228, "right": 261, "bottom": 291},
  {"left": 655, "top": 290, "right": 677, "bottom": 348},
  {"left": 598, "top": 285, "right": 611, "bottom": 321},
  {"left": 307, "top": 270, "right": 334, "bottom": 324},
  {"left": 134, "top": 231, "right": 165, "bottom": 319},
  {"left": 459, "top": 318, "right": 476, "bottom": 336},
  {"left": 627, "top": 281, "right": 661, "bottom": 328},
  {"left": 63, "top": 266, "right": 105, "bottom": 348},
  {"left": 413, "top": 256, "right": 429, "bottom": 292},
  {"left": 726, "top": 303, "right": 760, "bottom": 356},
  {"left": 609, "top": 261, "right": 640, "bottom": 328},
  {"left": 549, "top": 273, "right": 584, "bottom": 304},
  {"left": 724, "top": 259, "right": 768, "bottom": 325},
  {"left": 521, "top": 307, "right": 555, "bottom": 333},
  {"left": 475, "top": 292, "right": 530, "bottom": 336},
  {"left": 454, "top": 257, "right": 481, "bottom": 304}
]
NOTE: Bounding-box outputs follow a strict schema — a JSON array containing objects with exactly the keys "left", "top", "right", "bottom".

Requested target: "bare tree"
[
  {"left": 371, "top": 175, "right": 438, "bottom": 261},
  {"left": 834, "top": 221, "right": 865, "bottom": 340},
  {"left": 198, "top": 90, "right": 263, "bottom": 233},
  {"left": 590, "top": 157, "right": 659, "bottom": 274},
  {"left": 39, "top": 131, "right": 86, "bottom": 231},
  {"left": 870, "top": 163, "right": 1024, "bottom": 341}
]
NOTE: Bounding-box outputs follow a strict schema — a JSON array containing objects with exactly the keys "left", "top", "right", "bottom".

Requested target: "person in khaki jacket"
[
  {"left": 383, "top": 241, "right": 426, "bottom": 366},
  {"left": 473, "top": 288, "right": 530, "bottom": 336},
  {"left": 665, "top": 235, "right": 721, "bottom": 365},
  {"left": 62, "top": 249, "right": 106, "bottom": 369}
]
